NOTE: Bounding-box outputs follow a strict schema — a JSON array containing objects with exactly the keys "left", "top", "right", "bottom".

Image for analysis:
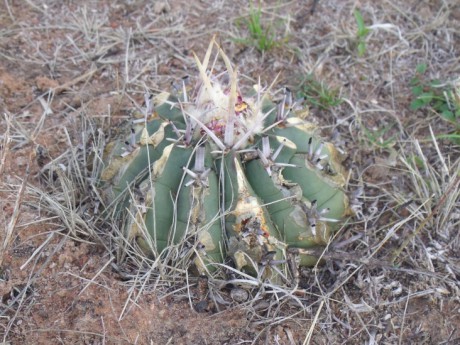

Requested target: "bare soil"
[{"left": 1, "top": 1, "right": 459, "bottom": 344}]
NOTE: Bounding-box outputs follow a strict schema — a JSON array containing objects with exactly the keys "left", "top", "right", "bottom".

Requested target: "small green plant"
[
  {"left": 362, "top": 124, "right": 397, "bottom": 149},
  {"left": 233, "top": 2, "right": 287, "bottom": 52},
  {"left": 410, "top": 63, "right": 460, "bottom": 144},
  {"left": 353, "top": 9, "right": 370, "bottom": 57},
  {"left": 298, "top": 74, "right": 343, "bottom": 111}
]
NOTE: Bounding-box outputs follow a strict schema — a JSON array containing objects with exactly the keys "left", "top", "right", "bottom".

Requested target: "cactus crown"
[
  {"left": 100, "top": 38, "right": 352, "bottom": 282},
  {"left": 173, "top": 40, "right": 270, "bottom": 151}
]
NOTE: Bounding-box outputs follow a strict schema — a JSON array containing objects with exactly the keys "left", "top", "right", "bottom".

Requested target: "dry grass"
[{"left": 1, "top": 0, "right": 459, "bottom": 344}]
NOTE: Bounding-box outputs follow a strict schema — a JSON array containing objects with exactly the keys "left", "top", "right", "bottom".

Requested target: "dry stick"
[
  {"left": 0, "top": 114, "right": 12, "bottom": 176},
  {"left": 52, "top": 66, "right": 98, "bottom": 94},
  {"left": 390, "top": 173, "right": 460, "bottom": 264},
  {"left": 77, "top": 257, "right": 115, "bottom": 297},
  {"left": 303, "top": 299, "right": 324, "bottom": 345},
  {"left": 398, "top": 288, "right": 411, "bottom": 345}
]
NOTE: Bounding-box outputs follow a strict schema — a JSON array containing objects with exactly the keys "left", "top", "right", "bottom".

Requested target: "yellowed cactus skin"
[{"left": 99, "top": 38, "right": 353, "bottom": 279}]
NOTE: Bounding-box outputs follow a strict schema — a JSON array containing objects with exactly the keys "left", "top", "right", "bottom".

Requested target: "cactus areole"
[{"left": 100, "top": 39, "right": 353, "bottom": 280}]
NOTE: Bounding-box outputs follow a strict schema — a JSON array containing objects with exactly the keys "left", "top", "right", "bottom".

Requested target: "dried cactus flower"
[{"left": 99, "top": 38, "right": 353, "bottom": 280}]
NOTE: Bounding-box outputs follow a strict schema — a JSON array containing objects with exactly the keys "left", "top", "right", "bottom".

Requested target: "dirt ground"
[{"left": 1, "top": 0, "right": 459, "bottom": 344}]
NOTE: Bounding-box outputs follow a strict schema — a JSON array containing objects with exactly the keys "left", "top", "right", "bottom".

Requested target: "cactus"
[{"left": 99, "top": 39, "right": 353, "bottom": 279}]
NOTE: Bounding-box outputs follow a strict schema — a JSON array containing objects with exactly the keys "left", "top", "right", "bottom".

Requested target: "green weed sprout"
[
  {"left": 298, "top": 74, "right": 343, "bottom": 111},
  {"left": 354, "top": 9, "right": 370, "bottom": 57},
  {"left": 410, "top": 63, "right": 460, "bottom": 144},
  {"left": 233, "top": 2, "right": 288, "bottom": 53}
]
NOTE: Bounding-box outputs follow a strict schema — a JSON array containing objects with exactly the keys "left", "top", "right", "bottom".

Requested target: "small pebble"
[{"left": 230, "top": 288, "right": 249, "bottom": 302}]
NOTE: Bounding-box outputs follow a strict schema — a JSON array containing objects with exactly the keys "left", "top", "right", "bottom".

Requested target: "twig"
[
  {"left": 303, "top": 299, "right": 324, "bottom": 345},
  {"left": 0, "top": 113, "right": 12, "bottom": 176}
]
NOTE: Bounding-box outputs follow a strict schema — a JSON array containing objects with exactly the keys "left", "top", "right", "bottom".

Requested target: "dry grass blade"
[
  {"left": 391, "top": 173, "right": 460, "bottom": 264},
  {"left": 302, "top": 299, "right": 324, "bottom": 345},
  {"left": 24, "top": 178, "right": 97, "bottom": 242},
  {"left": 0, "top": 114, "right": 12, "bottom": 177},
  {"left": 390, "top": 130, "right": 460, "bottom": 264},
  {"left": 1, "top": 160, "right": 29, "bottom": 266}
]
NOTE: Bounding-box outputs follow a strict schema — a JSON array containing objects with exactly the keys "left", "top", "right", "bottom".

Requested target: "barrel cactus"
[{"left": 99, "top": 39, "right": 353, "bottom": 281}]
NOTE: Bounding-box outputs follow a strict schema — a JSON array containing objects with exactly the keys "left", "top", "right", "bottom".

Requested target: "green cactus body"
[
  {"left": 101, "top": 120, "right": 185, "bottom": 215},
  {"left": 245, "top": 159, "right": 309, "bottom": 245},
  {"left": 282, "top": 154, "right": 349, "bottom": 221},
  {"left": 144, "top": 144, "right": 194, "bottom": 251},
  {"left": 99, "top": 38, "right": 353, "bottom": 279},
  {"left": 224, "top": 155, "right": 285, "bottom": 277},
  {"left": 174, "top": 145, "right": 223, "bottom": 272}
]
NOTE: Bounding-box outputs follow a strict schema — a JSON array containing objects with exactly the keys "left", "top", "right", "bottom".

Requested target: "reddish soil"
[{"left": 1, "top": 1, "right": 459, "bottom": 344}]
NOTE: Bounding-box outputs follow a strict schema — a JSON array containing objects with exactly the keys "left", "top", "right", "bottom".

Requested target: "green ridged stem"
[
  {"left": 193, "top": 169, "right": 223, "bottom": 270},
  {"left": 139, "top": 144, "right": 194, "bottom": 254},
  {"left": 214, "top": 152, "right": 239, "bottom": 218},
  {"left": 154, "top": 94, "right": 187, "bottom": 123},
  {"left": 270, "top": 121, "right": 346, "bottom": 177},
  {"left": 173, "top": 148, "right": 223, "bottom": 272},
  {"left": 101, "top": 121, "right": 184, "bottom": 212},
  {"left": 282, "top": 154, "right": 348, "bottom": 221},
  {"left": 269, "top": 121, "right": 319, "bottom": 154},
  {"left": 225, "top": 157, "right": 284, "bottom": 277},
  {"left": 245, "top": 159, "right": 314, "bottom": 247}
]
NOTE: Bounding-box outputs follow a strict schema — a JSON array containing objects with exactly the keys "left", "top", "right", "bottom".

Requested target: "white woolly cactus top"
[{"left": 182, "top": 38, "right": 271, "bottom": 151}]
